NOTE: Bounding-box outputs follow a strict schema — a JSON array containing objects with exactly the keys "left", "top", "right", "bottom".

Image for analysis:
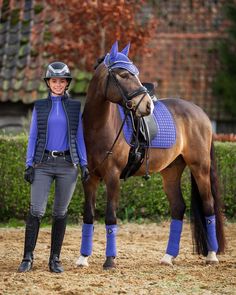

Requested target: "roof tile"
[{"left": 12, "top": 79, "right": 23, "bottom": 91}]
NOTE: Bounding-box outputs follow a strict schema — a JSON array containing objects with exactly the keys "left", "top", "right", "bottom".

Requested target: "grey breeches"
[{"left": 30, "top": 156, "right": 79, "bottom": 218}]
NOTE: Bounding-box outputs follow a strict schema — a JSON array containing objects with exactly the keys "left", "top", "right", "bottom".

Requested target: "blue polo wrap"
[{"left": 166, "top": 219, "right": 183, "bottom": 257}]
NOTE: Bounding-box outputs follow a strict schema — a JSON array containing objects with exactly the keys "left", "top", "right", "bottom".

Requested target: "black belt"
[{"left": 45, "top": 150, "right": 70, "bottom": 158}]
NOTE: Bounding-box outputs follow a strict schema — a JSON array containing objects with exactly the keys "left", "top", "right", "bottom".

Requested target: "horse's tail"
[{"left": 190, "top": 140, "right": 226, "bottom": 256}]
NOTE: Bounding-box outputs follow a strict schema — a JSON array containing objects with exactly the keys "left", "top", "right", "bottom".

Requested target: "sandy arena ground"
[{"left": 0, "top": 221, "right": 236, "bottom": 295}]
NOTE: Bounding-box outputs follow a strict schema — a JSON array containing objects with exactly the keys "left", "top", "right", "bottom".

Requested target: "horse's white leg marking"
[
  {"left": 206, "top": 251, "right": 219, "bottom": 264},
  {"left": 76, "top": 255, "right": 89, "bottom": 267},
  {"left": 160, "top": 254, "right": 174, "bottom": 266}
]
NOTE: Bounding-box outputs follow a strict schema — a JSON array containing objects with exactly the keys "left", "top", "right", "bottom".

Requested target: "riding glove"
[
  {"left": 80, "top": 165, "right": 90, "bottom": 182},
  {"left": 24, "top": 166, "right": 35, "bottom": 184}
]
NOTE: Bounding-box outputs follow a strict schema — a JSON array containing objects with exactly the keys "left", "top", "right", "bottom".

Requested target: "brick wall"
[{"left": 139, "top": 0, "right": 234, "bottom": 123}]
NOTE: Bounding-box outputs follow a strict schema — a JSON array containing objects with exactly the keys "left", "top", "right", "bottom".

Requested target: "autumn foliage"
[{"left": 43, "top": 0, "right": 157, "bottom": 71}]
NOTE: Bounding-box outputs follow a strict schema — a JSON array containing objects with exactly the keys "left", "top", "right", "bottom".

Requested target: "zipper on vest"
[
  {"left": 39, "top": 99, "right": 52, "bottom": 163},
  {"left": 62, "top": 100, "right": 75, "bottom": 165}
]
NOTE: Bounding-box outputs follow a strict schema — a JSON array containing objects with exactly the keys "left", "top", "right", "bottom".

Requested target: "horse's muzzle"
[{"left": 136, "top": 99, "right": 153, "bottom": 117}]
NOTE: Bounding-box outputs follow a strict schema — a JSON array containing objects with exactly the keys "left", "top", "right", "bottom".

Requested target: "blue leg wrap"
[
  {"left": 80, "top": 223, "right": 94, "bottom": 256},
  {"left": 205, "top": 215, "right": 218, "bottom": 252},
  {"left": 166, "top": 219, "right": 183, "bottom": 257},
  {"left": 106, "top": 224, "right": 118, "bottom": 257}
]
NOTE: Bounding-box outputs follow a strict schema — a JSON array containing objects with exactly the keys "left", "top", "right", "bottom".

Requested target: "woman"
[{"left": 18, "top": 61, "right": 89, "bottom": 273}]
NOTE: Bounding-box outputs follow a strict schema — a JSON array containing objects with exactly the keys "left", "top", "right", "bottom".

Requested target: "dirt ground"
[{"left": 0, "top": 222, "right": 235, "bottom": 295}]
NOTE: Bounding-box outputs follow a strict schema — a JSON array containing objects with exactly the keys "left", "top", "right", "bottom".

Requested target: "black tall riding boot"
[
  {"left": 49, "top": 214, "right": 67, "bottom": 273},
  {"left": 18, "top": 213, "right": 40, "bottom": 272}
]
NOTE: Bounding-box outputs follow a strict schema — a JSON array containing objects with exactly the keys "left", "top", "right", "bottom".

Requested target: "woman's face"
[{"left": 47, "top": 78, "right": 68, "bottom": 96}]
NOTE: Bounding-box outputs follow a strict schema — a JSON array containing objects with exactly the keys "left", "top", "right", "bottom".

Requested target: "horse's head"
[{"left": 98, "top": 41, "right": 154, "bottom": 117}]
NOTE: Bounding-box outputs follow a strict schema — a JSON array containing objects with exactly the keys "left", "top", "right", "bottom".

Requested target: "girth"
[{"left": 120, "top": 111, "right": 152, "bottom": 181}]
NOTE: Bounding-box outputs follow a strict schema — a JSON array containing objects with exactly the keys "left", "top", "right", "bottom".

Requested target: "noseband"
[{"left": 105, "top": 68, "right": 148, "bottom": 112}]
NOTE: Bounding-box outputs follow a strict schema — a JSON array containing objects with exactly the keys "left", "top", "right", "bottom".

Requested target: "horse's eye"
[{"left": 119, "top": 72, "right": 130, "bottom": 79}]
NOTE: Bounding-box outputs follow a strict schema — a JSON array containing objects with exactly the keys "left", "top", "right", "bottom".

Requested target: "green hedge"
[{"left": 0, "top": 134, "right": 235, "bottom": 222}]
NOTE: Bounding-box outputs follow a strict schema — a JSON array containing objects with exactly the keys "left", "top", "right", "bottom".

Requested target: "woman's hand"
[
  {"left": 24, "top": 166, "right": 35, "bottom": 184},
  {"left": 80, "top": 165, "right": 90, "bottom": 182}
]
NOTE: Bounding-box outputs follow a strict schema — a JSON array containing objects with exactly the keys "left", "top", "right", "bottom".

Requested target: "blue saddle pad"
[{"left": 118, "top": 101, "right": 176, "bottom": 148}]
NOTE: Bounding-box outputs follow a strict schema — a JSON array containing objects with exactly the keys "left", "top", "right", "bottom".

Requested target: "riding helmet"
[{"left": 44, "top": 61, "right": 72, "bottom": 87}]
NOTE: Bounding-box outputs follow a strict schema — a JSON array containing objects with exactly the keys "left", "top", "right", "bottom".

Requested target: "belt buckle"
[{"left": 51, "top": 150, "right": 58, "bottom": 158}]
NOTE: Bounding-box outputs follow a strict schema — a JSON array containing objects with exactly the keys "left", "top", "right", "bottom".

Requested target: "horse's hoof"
[
  {"left": 76, "top": 255, "right": 89, "bottom": 267},
  {"left": 103, "top": 257, "right": 116, "bottom": 269},
  {"left": 206, "top": 260, "right": 219, "bottom": 265},
  {"left": 206, "top": 251, "right": 219, "bottom": 265},
  {"left": 160, "top": 254, "right": 174, "bottom": 266}
]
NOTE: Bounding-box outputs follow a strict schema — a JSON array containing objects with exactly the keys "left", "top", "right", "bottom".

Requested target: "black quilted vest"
[{"left": 33, "top": 95, "right": 81, "bottom": 165}]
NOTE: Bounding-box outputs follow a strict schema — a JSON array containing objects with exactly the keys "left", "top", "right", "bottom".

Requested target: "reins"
[{"left": 89, "top": 109, "right": 129, "bottom": 176}]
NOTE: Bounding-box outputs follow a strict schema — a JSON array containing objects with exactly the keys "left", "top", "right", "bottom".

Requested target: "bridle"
[
  {"left": 104, "top": 67, "right": 148, "bottom": 113},
  {"left": 88, "top": 66, "right": 151, "bottom": 178}
]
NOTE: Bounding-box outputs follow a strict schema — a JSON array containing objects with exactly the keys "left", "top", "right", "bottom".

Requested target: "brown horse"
[{"left": 76, "top": 42, "right": 225, "bottom": 269}]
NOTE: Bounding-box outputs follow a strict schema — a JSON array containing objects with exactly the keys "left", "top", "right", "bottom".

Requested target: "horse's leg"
[
  {"left": 189, "top": 168, "right": 219, "bottom": 264},
  {"left": 103, "top": 172, "right": 120, "bottom": 269},
  {"left": 188, "top": 143, "right": 225, "bottom": 264},
  {"left": 76, "top": 176, "right": 100, "bottom": 267},
  {"left": 159, "top": 156, "right": 186, "bottom": 266}
]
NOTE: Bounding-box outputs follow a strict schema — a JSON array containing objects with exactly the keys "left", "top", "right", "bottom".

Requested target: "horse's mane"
[{"left": 94, "top": 55, "right": 106, "bottom": 70}]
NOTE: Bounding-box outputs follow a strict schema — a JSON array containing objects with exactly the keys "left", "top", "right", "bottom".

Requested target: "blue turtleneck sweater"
[{"left": 26, "top": 95, "right": 87, "bottom": 167}]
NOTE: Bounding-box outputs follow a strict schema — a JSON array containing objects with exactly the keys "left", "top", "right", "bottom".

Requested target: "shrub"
[
  {"left": 214, "top": 142, "right": 236, "bottom": 218},
  {"left": 0, "top": 134, "right": 235, "bottom": 222}
]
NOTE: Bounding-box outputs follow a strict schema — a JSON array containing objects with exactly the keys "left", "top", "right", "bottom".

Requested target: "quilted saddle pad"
[{"left": 118, "top": 100, "right": 176, "bottom": 148}]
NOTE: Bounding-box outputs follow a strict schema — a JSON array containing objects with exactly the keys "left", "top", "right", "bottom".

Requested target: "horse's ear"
[
  {"left": 110, "top": 41, "right": 118, "bottom": 60},
  {"left": 121, "top": 43, "right": 130, "bottom": 56}
]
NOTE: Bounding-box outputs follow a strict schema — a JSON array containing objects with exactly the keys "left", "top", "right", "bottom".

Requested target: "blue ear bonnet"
[{"left": 104, "top": 41, "right": 139, "bottom": 75}]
